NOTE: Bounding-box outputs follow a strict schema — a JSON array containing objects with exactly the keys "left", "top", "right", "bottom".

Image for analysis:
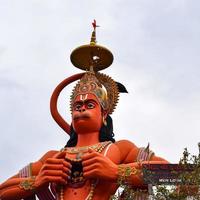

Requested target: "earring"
[{"left": 103, "top": 116, "right": 107, "bottom": 126}]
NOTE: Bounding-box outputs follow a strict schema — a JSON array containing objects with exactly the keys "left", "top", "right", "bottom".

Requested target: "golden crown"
[{"left": 70, "top": 71, "right": 119, "bottom": 114}]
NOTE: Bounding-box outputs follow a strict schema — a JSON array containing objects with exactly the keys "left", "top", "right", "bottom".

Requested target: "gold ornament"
[
  {"left": 102, "top": 116, "right": 107, "bottom": 126},
  {"left": 117, "top": 165, "right": 138, "bottom": 184},
  {"left": 70, "top": 71, "right": 119, "bottom": 115},
  {"left": 96, "top": 72, "right": 119, "bottom": 114},
  {"left": 19, "top": 176, "right": 36, "bottom": 191},
  {"left": 70, "top": 20, "right": 113, "bottom": 72},
  {"left": 64, "top": 141, "right": 111, "bottom": 155}
]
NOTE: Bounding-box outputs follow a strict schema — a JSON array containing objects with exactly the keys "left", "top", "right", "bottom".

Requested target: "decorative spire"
[
  {"left": 90, "top": 20, "right": 99, "bottom": 46},
  {"left": 70, "top": 20, "right": 113, "bottom": 72}
]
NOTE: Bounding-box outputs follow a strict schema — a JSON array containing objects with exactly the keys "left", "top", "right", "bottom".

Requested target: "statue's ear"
[
  {"left": 116, "top": 82, "right": 128, "bottom": 93},
  {"left": 102, "top": 110, "right": 108, "bottom": 120}
]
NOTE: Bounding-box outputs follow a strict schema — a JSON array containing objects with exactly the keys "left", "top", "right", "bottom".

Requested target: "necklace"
[
  {"left": 59, "top": 141, "right": 112, "bottom": 200},
  {"left": 65, "top": 141, "right": 111, "bottom": 154}
]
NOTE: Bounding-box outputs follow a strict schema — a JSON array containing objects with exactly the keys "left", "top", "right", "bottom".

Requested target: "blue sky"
[{"left": 0, "top": 0, "right": 200, "bottom": 182}]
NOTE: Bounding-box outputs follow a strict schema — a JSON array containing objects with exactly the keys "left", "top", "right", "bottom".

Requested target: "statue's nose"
[
  {"left": 80, "top": 104, "right": 86, "bottom": 112},
  {"left": 80, "top": 108, "right": 85, "bottom": 112}
]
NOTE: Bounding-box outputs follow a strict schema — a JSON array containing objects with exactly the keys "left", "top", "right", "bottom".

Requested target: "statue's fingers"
[
  {"left": 82, "top": 154, "right": 103, "bottom": 166},
  {"left": 42, "top": 170, "right": 69, "bottom": 180},
  {"left": 82, "top": 147, "right": 100, "bottom": 158},
  {"left": 45, "top": 159, "right": 71, "bottom": 175},
  {"left": 83, "top": 164, "right": 97, "bottom": 173},
  {"left": 82, "top": 158, "right": 97, "bottom": 167},
  {"left": 46, "top": 158, "right": 64, "bottom": 164},
  {"left": 43, "top": 176, "right": 67, "bottom": 185},
  {"left": 82, "top": 151, "right": 99, "bottom": 161},
  {"left": 43, "top": 164, "right": 64, "bottom": 170},
  {"left": 53, "top": 151, "right": 66, "bottom": 159},
  {"left": 46, "top": 158, "right": 70, "bottom": 166},
  {"left": 63, "top": 160, "right": 72, "bottom": 170},
  {"left": 83, "top": 169, "right": 98, "bottom": 178},
  {"left": 42, "top": 164, "right": 71, "bottom": 175}
]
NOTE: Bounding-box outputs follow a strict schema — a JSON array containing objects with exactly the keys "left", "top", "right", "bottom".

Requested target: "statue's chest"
[
  {"left": 58, "top": 142, "right": 120, "bottom": 200},
  {"left": 64, "top": 142, "right": 114, "bottom": 187}
]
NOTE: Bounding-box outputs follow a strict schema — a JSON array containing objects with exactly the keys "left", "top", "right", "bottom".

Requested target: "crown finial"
[
  {"left": 70, "top": 21, "right": 113, "bottom": 71},
  {"left": 90, "top": 20, "right": 99, "bottom": 45}
]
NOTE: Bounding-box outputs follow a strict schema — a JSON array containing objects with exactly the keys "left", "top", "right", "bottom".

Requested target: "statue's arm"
[
  {"left": 116, "top": 140, "right": 168, "bottom": 163},
  {"left": 82, "top": 140, "right": 168, "bottom": 187},
  {"left": 0, "top": 157, "right": 45, "bottom": 199},
  {"left": 0, "top": 150, "right": 71, "bottom": 200},
  {"left": 115, "top": 140, "right": 169, "bottom": 186},
  {"left": 0, "top": 175, "right": 38, "bottom": 200}
]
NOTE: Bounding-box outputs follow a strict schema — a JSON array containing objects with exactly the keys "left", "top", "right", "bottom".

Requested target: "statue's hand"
[
  {"left": 34, "top": 151, "right": 71, "bottom": 189},
  {"left": 82, "top": 148, "right": 118, "bottom": 181}
]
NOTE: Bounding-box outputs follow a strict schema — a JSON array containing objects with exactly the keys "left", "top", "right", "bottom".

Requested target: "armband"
[
  {"left": 19, "top": 176, "right": 36, "bottom": 191},
  {"left": 137, "top": 144, "right": 154, "bottom": 162},
  {"left": 117, "top": 164, "right": 138, "bottom": 184},
  {"left": 19, "top": 163, "right": 32, "bottom": 178}
]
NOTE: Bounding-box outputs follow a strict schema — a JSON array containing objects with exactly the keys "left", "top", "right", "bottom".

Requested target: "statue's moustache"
[{"left": 73, "top": 112, "right": 91, "bottom": 121}]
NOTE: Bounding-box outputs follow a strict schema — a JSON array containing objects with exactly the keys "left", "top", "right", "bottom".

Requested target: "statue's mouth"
[{"left": 73, "top": 114, "right": 90, "bottom": 121}]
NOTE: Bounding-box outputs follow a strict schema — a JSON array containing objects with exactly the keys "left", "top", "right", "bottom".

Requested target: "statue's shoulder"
[
  {"left": 115, "top": 139, "right": 138, "bottom": 149},
  {"left": 115, "top": 140, "right": 139, "bottom": 163}
]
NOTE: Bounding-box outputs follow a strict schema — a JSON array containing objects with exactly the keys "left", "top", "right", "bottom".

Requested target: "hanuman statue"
[{"left": 0, "top": 20, "right": 168, "bottom": 200}]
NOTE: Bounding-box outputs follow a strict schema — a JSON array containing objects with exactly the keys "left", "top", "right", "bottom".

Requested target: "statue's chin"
[{"left": 73, "top": 121, "right": 101, "bottom": 134}]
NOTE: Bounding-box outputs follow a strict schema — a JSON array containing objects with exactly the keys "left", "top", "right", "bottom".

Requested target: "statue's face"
[{"left": 72, "top": 93, "right": 104, "bottom": 134}]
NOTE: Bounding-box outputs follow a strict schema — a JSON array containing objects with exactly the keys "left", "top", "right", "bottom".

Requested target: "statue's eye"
[
  {"left": 74, "top": 104, "right": 82, "bottom": 111},
  {"left": 87, "top": 102, "right": 95, "bottom": 109}
]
